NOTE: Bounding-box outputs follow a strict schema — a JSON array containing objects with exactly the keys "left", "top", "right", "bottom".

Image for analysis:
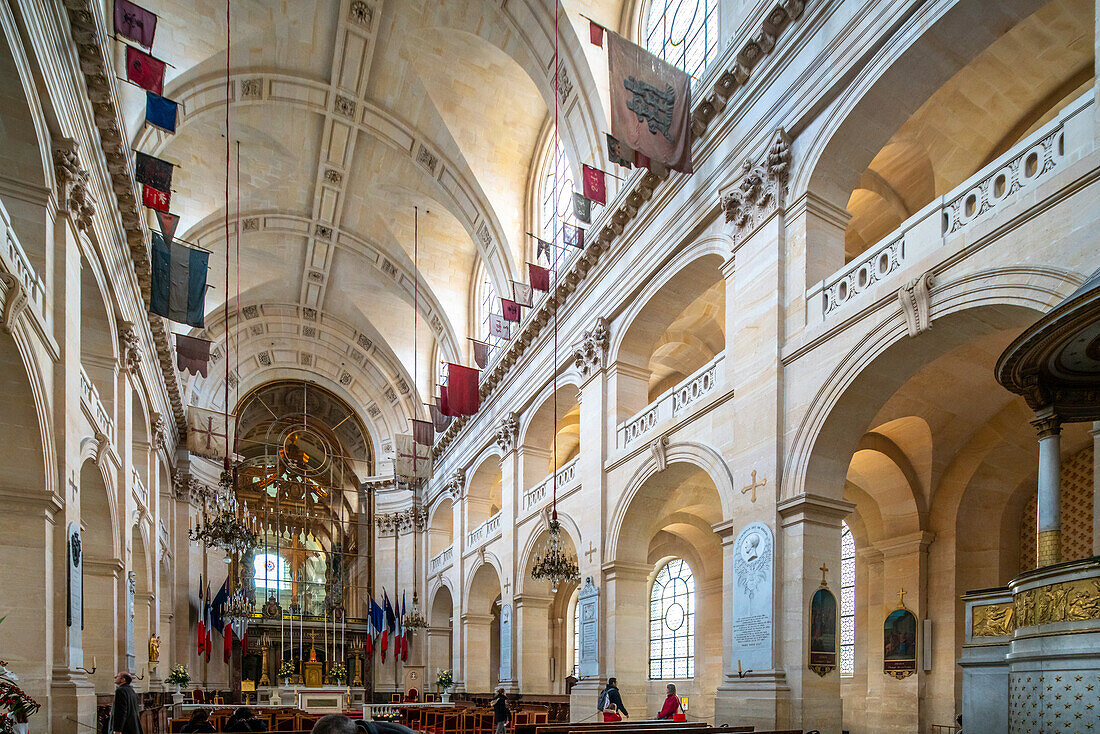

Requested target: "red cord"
[
  {"left": 551, "top": 0, "right": 560, "bottom": 521},
  {"left": 222, "top": 0, "right": 231, "bottom": 470}
]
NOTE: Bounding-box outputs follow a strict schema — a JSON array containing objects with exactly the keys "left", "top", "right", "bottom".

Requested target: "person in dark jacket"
[
  {"left": 109, "top": 672, "right": 143, "bottom": 734},
  {"left": 180, "top": 709, "right": 216, "bottom": 733},
  {"left": 598, "top": 677, "right": 628, "bottom": 722},
  {"left": 491, "top": 687, "right": 509, "bottom": 734},
  {"left": 225, "top": 706, "right": 266, "bottom": 732}
]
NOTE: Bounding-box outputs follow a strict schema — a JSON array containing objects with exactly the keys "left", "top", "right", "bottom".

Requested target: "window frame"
[
  {"left": 648, "top": 557, "right": 696, "bottom": 680},
  {"left": 840, "top": 521, "right": 855, "bottom": 677},
  {"left": 641, "top": 0, "right": 721, "bottom": 81}
]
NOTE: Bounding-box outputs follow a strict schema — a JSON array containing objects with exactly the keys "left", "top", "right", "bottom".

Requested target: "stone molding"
[
  {"left": 572, "top": 317, "right": 610, "bottom": 378},
  {"left": 0, "top": 273, "right": 29, "bottom": 334},
  {"left": 52, "top": 139, "right": 96, "bottom": 232},
  {"left": 152, "top": 413, "right": 169, "bottom": 451},
  {"left": 720, "top": 128, "right": 791, "bottom": 247},
  {"left": 897, "top": 272, "right": 935, "bottom": 337},
  {"left": 60, "top": 0, "right": 185, "bottom": 433},
  {"left": 494, "top": 412, "right": 519, "bottom": 452},
  {"left": 446, "top": 470, "right": 465, "bottom": 499},
  {"left": 430, "top": 1, "right": 806, "bottom": 460},
  {"left": 120, "top": 322, "right": 142, "bottom": 373}
]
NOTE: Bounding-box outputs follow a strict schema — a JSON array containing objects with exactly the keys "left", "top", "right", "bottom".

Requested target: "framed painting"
[
  {"left": 809, "top": 587, "right": 838, "bottom": 676},
  {"left": 883, "top": 607, "right": 918, "bottom": 679}
]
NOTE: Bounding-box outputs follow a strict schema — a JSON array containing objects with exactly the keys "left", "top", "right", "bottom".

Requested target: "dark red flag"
[
  {"left": 439, "top": 387, "right": 458, "bottom": 418},
  {"left": 143, "top": 184, "right": 170, "bottom": 212},
  {"left": 411, "top": 419, "right": 434, "bottom": 446},
  {"left": 125, "top": 46, "right": 165, "bottom": 94},
  {"left": 446, "top": 364, "right": 480, "bottom": 416},
  {"left": 429, "top": 401, "right": 452, "bottom": 433},
  {"left": 155, "top": 210, "right": 180, "bottom": 245},
  {"left": 563, "top": 223, "right": 584, "bottom": 249},
  {"left": 590, "top": 21, "right": 604, "bottom": 47},
  {"left": 528, "top": 263, "right": 550, "bottom": 291},
  {"left": 176, "top": 333, "right": 212, "bottom": 377},
  {"left": 114, "top": 0, "right": 157, "bottom": 47},
  {"left": 582, "top": 164, "right": 606, "bottom": 205},
  {"left": 470, "top": 339, "right": 489, "bottom": 369},
  {"left": 501, "top": 298, "right": 521, "bottom": 322}
]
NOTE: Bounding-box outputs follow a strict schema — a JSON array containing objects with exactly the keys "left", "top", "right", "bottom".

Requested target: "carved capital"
[
  {"left": 52, "top": 138, "right": 95, "bottom": 232},
  {"left": 446, "top": 470, "right": 465, "bottom": 499},
  {"left": 120, "top": 322, "right": 142, "bottom": 372},
  {"left": 1030, "top": 410, "right": 1061, "bottom": 439},
  {"left": 94, "top": 431, "right": 111, "bottom": 468},
  {"left": 495, "top": 412, "right": 519, "bottom": 452},
  {"left": 897, "top": 272, "right": 935, "bottom": 338},
  {"left": 650, "top": 435, "right": 669, "bottom": 472},
  {"left": 0, "top": 273, "right": 29, "bottom": 333},
  {"left": 720, "top": 128, "right": 790, "bottom": 246},
  {"left": 572, "top": 317, "right": 610, "bottom": 377}
]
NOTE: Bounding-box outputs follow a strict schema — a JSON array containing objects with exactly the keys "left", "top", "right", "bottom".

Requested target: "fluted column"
[{"left": 1031, "top": 409, "right": 1062, "bottom": 566}]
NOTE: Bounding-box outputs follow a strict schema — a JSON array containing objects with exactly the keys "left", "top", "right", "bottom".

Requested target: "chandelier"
[
  {"left": 403, "top": 592, "right": 428, "bottom": 635},
  {"left": 530, "top": 518, "right": 579, "bottom": 591},
  {"left": 188, "top": 468, "right": 258, "bottom": 559},
  {"left": 224, "top": 585, "right": 254, "bottom": 626}
]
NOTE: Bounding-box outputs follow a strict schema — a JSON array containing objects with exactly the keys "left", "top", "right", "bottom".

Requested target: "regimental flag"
[
  {"left": 125, "top": 45, "right": 165, "bottom": 95},
  {"left": 143, "top": 184, "right": 170, "bottom": 212},
  {"left": 429, "top": 400, "right": 452, "bottom": 433},
  {"left": 489, "top": 313, "right": 510, "bottom": 340},
  {"left": 411, "top": 418, "right": 434, "bottom": 447},
  {"left": 439, "top": 386, "right": 456, "bottom": 418},
  {"left": 608, "top": 31, "right": 693, "bottom": 173},
  {"left": 446, "top": 363, "right": 480, "bottom": 416},
  {"left": 381, "top": 590, "right": 395, "bottom": 663},
  {"left": 135, "top": 151, "right": 173, "bottom": 192},
  {"left": 582, "top": 164, "right": 606, "bottom": 205},
  {"left": 528, "top": 263, "right": 550, "bottom": 292},
  {"left": 399, "top": 593, "right": 408, "bottom": 661},
  {"left": 187, "top": 405, "right": 235, "bottom": 461},
  {"left": 155, "top": 210, "right": 180, "bottom": 245},
  {"left": 114, "top": 0, "right": 157, "bottom": 47},
  {"left": 534, "top": 236, "right": 552, "bottom": 262},
  {"left": 607, "top": 134, "right": 635, "bottom": 168},
  {"left": 150, "top": 232, "right": 208, "bottom": 327},
  {"left": 635, "top": 150, "right": 651, "bottom": 170},
  {"left": 203, "top": 584, "right": 212, "bottom": 662},
  {"left": 177, "top": 333, "right": 211, "bottom": 377},
  {"left": 145, "top": 92, "right": 178, "bottom": 134},
  {"left": 470, "top": 338, "right": 489, "bottom": 369},
  {"left": 501, "top": 298, "right": 521, "bottom": 322},
  {"left": 512, "top": 280, "right": 533, "bottom": 308},
  {"left": 395, "top": 433, "right": 433, "bottom": 480},
  {"left": 563, "top": 223, "right": 584, "bottom": 249},
  {"left": 368, "top": 596, "right": 384, "bottom": 657},
  {"left": 572, "top": 191, "right": 592, "bottom": 224},
  {"left": 590, "top": 20, "right": 604, "bottom": 47},
  {"left": 197, "top": 575, "right": 206, "bottom": 653}
]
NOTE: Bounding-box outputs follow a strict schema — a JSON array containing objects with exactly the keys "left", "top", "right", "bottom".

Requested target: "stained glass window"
[
  {"left": 477, "top": 266, "right": 504, "bottom": 360},
  {"left": 644, "top": 0, "right": 720, "bottom": 81},
  {"left": 572, "top": 597, "right": 580, "bottom": 676},
  {"left": 649, "top": 558, "right": 695, "bottom": 679},
  {"left": 840, "top": 521, "right": 856, "bottom": 676},
  {"left": 538, "top": 136, "right": 578, "bottom": 273},
  {"left": 253, "top": 552, "right": 290, "bottom": 590}
]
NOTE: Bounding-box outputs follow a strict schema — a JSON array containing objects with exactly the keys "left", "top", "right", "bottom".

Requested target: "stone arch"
[
  {"left": 465, "top": 449, "right": 504, "bottom": 527},
  {"left": 80, "top": 456, "right": 119, "bottom": 692},
  {"left": 428, "top": 496, "right": 454, "bottom": 558},
  {"left": 428, "top": 583, "right": 454, "bottom": 676},
  {"left": 463, "top": 558, "right": 503, "bottom": 692},
  {"left": 129, "top": 521, "right": 153, "bottom": 677},
  {"left": 130, "top": 384, "right": 152, "bottom": 490},
  {"left": 514, "top": 510, "right": 582, "bottom": 597},
  {"left": 518, "top": 383, "right": 581, "bottom": 488},
  {"left": 79, "top": 244, "right": 118, "bottom": 410}
]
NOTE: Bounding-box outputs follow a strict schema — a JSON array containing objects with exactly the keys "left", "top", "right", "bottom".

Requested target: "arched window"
[
  {"left": 572, "top": 596, "right": 580, "bottom": 676},
  {"left": 840, "top": 521, "right": 855, "bottom": 676},
  {"left": 253, "top": 552, "right": 290, "bottom": 590},
  {"left": 643, "top": 0, "right": 720, "bottom": 81},
  {"left": 477, "top": 264, "right": 504, "bottom": 359},
  {"left": 649, "top": 558, "right": 695, "bottom": 679},
  {"left": 537, "top": 135, "right": 578, "bottom": 273}
]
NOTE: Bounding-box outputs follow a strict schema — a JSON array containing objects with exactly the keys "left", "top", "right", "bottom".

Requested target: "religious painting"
[
  {"left": 809, "top": 588, "right": 838, "bottom": 676},
  {"left": 883, "top": 608, "right": 918, "bottom": 679}
]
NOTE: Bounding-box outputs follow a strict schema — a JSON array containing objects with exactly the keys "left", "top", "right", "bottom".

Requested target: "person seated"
[
  {"left": 225, "top": 706, "right": 267, "bottom": 732},
  {"left": 180, "top": 709, "right": 216, "bottom": 733},
  {"left": 656, "top": 684, "right": 682, "bottom": 720}
]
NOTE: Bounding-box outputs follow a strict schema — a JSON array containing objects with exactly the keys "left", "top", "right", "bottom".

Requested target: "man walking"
[
  {"left": 597, "top": 677, "right": 628, "bottom": 722},
  {"left": 491, "top": 687, "right": 509, "bottom": 734},
  {"left": 109, "top": 672, "right": 143, "bottom": 734}
]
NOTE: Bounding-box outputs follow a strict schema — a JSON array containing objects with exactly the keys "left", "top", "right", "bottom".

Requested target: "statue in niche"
[{"left": 148, "top": 634, "right": 160, "bottom": 664}]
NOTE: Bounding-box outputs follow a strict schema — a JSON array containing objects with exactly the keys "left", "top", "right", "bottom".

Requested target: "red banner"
[
  {"left": 143, "top": 184, "right": 170, "bottom": 212},
  {"left": 447, "top": 364, "right": 480, "bottom": 416},
  {"left": 125, "top": 46, "right": 165, "bottom": 95},
  {"left": 582, "top": 164, "right": 606, "bottom": 205}
]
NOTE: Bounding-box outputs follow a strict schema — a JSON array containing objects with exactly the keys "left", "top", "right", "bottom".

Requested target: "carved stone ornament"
[
  {"left": 495, "top": 412, "right": 519, "bottom": 452},
  {"left": 94, "top": 431, "right": 110, "bottom": 468},
  {"left": 52, "top": 138, "right": 96, "bottom": 232},
  {"left": 446, "top": 470, "right": 465, "bottom": 499},
  {"left": 120, "top": 322, "right": 142, "bottom": 372},
  {"left": 720, "top": 128, "right": 790, "bottom": 247},
  {"left": 375, "top": 513, "right": 399, "bottom": 535},
  {"left": 0, "top": 273, "right": 29, "bottom": 334},
  {"left": 897, "top": 272, "right": 934, "bottom": 338},
  {"left": 650, "top": 435, "right": 669, "bottom": 472},
  {"left": 152, "top": 413, "right": 169, "bottom": 451},
  {"left": 572, "top": 317, "right": 610, "bottom": 377}
]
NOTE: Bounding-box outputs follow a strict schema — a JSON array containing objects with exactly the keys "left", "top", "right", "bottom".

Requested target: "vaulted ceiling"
[{"left": 118, "top": 0, "right": 627, "bottom": 470}]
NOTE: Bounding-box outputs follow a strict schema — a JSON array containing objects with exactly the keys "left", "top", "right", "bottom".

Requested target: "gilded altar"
[{"left": 302, "top": 660, "right": 324, "bottom": 687}]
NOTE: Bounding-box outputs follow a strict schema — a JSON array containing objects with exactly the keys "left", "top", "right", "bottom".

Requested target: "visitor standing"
[
  {"left": 597, "top": 677, "right": 628, "bottom": 722},
  {"left": 492, "top": 687, "right": 509, "bottom": 734},
  {"left": 108, "top": 672, "right": 143, "bottom": 734}
]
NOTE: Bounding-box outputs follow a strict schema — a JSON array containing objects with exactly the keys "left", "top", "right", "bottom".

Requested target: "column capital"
[
  {"left": 777, "top": 492, "right": 854, "bottom": 528},
  {"left": 1031, "top": 407, "right": 1062, "bottom": 438},
  {"left": 494, "top": 412, "right": 519, "bottom": 453},
  {"left": 572, "top": 317, "right": 610, "bottom": 380},
  {"left": 601, "top": 559, "right": 651, "bottom": 580}
]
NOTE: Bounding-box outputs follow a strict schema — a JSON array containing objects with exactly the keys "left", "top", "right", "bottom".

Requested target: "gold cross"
[
  {"left": 585, "top": 541, "right": 597, "bottom": 562},
  {"left": 897, "top": 588, "right": 907, "bottom": 607},
  {"left": 819, "top": 563, "right": 829, "bottom": 586},
  {"left": 741, "top": 470, "right": 766, "bottom": 503}
]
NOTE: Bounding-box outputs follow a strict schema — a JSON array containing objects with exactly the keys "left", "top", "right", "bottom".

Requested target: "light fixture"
[
  {"left": 530, "top": 517, "right": 579, "bottom": 592},
  {"left": 188, "top": 467, "right": 258, "bottom": 560},
  {"left": 403, "top": 592, "right": 428, "bottom": 635}
]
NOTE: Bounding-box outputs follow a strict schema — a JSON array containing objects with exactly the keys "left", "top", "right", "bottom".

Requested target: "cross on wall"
[
  {"left": 741, "top": 469, "right": 766, "bottom": 503},
  {"left": 584, "top": 541, "right": 597, "bottom": 563}
]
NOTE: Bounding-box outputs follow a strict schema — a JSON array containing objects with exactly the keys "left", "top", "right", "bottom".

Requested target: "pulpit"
[{"left": 302, "top": 661, "right": 324, "bottom": 687}]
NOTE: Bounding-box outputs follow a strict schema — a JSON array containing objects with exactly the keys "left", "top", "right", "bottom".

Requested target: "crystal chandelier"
[
  {"left": 530, "top": 518, "right": 579, "bottom": 592},
  {"left": 188, "top": 468, "right": 258, "bottom": 560},
  {"left": 403, "top": 592, "right": 428, "bottom": 635},
  {"left": 224, "top": 585, "right": 254, "bottom": 626}
]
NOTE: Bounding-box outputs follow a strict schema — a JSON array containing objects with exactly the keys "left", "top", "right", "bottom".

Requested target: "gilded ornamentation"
[
  {"left": 972, "top": 602, "right": 1015, "bottom": 637},
  {"left": 1013, "top": 577, "right": 1100, "bottom": 628}
]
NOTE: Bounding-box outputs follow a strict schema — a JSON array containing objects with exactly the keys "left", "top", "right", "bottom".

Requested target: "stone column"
[
  {"left": 461, "top": 613, "right": 493, "bottom": 692},
  {"left": 515, "top": 594, "right": 553, "bottom": 694},
  {"left": 602, "top": 560, "right": 651, "bottom": 718},
  {"left": 1031, "top": 409, "right": 1062, "bottom": 566}
]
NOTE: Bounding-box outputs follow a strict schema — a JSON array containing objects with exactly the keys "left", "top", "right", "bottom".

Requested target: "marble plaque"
[
  {"left": 499, "top": 603, "right": 512, "bottom": 681},
  {"left": 67, "top": 523, "right": 84, "bottom": 659},
  {"left": 578, "top": 577, "right": 599, "bottom": 678},
  {"left": 126, "top": 570, "right": 136, "bottom": 670},
  {"left": 731, "top": 522, "right": 773, "bottom": 670}
]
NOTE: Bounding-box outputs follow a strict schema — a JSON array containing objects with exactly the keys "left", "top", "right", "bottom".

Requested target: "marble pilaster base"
[
  {"left": 714, "top": 669, "right": 790, "bottom": 730},
  {"left": 568, "top": 679, "right": 602, "bottom": 722}
]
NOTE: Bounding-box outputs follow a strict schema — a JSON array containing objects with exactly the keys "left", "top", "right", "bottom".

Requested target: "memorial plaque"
[
  {"left": 499, "top": 603, "right": 512, "bottom": 681},
  {"left": 731, "top": 522, "right": 773, "bottom": 671},
  {"left": 67, "top": 523, "right": 84, "bottom": 660},
  {"left": 578, "top": 577, "right": 599, "bottom": 678}
]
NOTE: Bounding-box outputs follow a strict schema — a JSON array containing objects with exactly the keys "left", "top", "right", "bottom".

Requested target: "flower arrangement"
[
  {"left": 329, "top": 663, "right": 347, "bottom": 682},
  {"left": 166, "top": 665, "right": 190, "bottom": 687},
  {"left": 0, "top": 616, "right": 40, "bottom": 733},
  {"left": 436, "top": 669, "right": 453, "bottom": 690},
  {"left": 278, "top": 661, "right": 296, "bottom": 680}
]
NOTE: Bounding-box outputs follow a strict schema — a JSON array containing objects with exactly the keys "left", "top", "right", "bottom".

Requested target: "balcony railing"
[
  {"left": 466, "top": 511, "right": 502, "bottom": 550},
  {"left": 132, "top": 467, "right": 148, "bottom": 508},
  {"left": 0, "top": 199, "right": 46, "bottom": 329},
  {"left": 429, "top": 543, "right": 454, "bottom": 574},
  {"left": 814, "top": 89, "right": 1093, "bottom": 322},
  {"left": 80, "top": 365, "right": 114, "bottom": 442},
  {"left": 521, "top": 455, "right": 580, "bottom": 513},
  {"left": 616, "top": 352, "right": 725, "bottom": 448}
]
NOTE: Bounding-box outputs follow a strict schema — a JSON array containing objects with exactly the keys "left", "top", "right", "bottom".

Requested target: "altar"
[{"left": 297, "top": 687, "right": 351, "bottom": 714}]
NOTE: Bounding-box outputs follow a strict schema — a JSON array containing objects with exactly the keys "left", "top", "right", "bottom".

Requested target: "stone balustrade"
[
  {"left": 0, "top": 198, "right": 46, "bottom": 329},
  {"left": 429, "top": 544, "right": 454, "bottom": 574},
  {"left": 616, "top": 352, "right": 725, "bottom": 448},
  {"left": 80, "top": 365, "right": 114, "bottom": 442},
  {"left": 132, "top": 467, "right": 148, "bottom": 508},
  {"left": 521, "top": 455, "right": 580, "bottom": 512},
  {"left": 813, "top": 89, "right": 1093, "bottom": 323},
  {"left": 466, "top": 511, "right": 502, "bottom": 551}
]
